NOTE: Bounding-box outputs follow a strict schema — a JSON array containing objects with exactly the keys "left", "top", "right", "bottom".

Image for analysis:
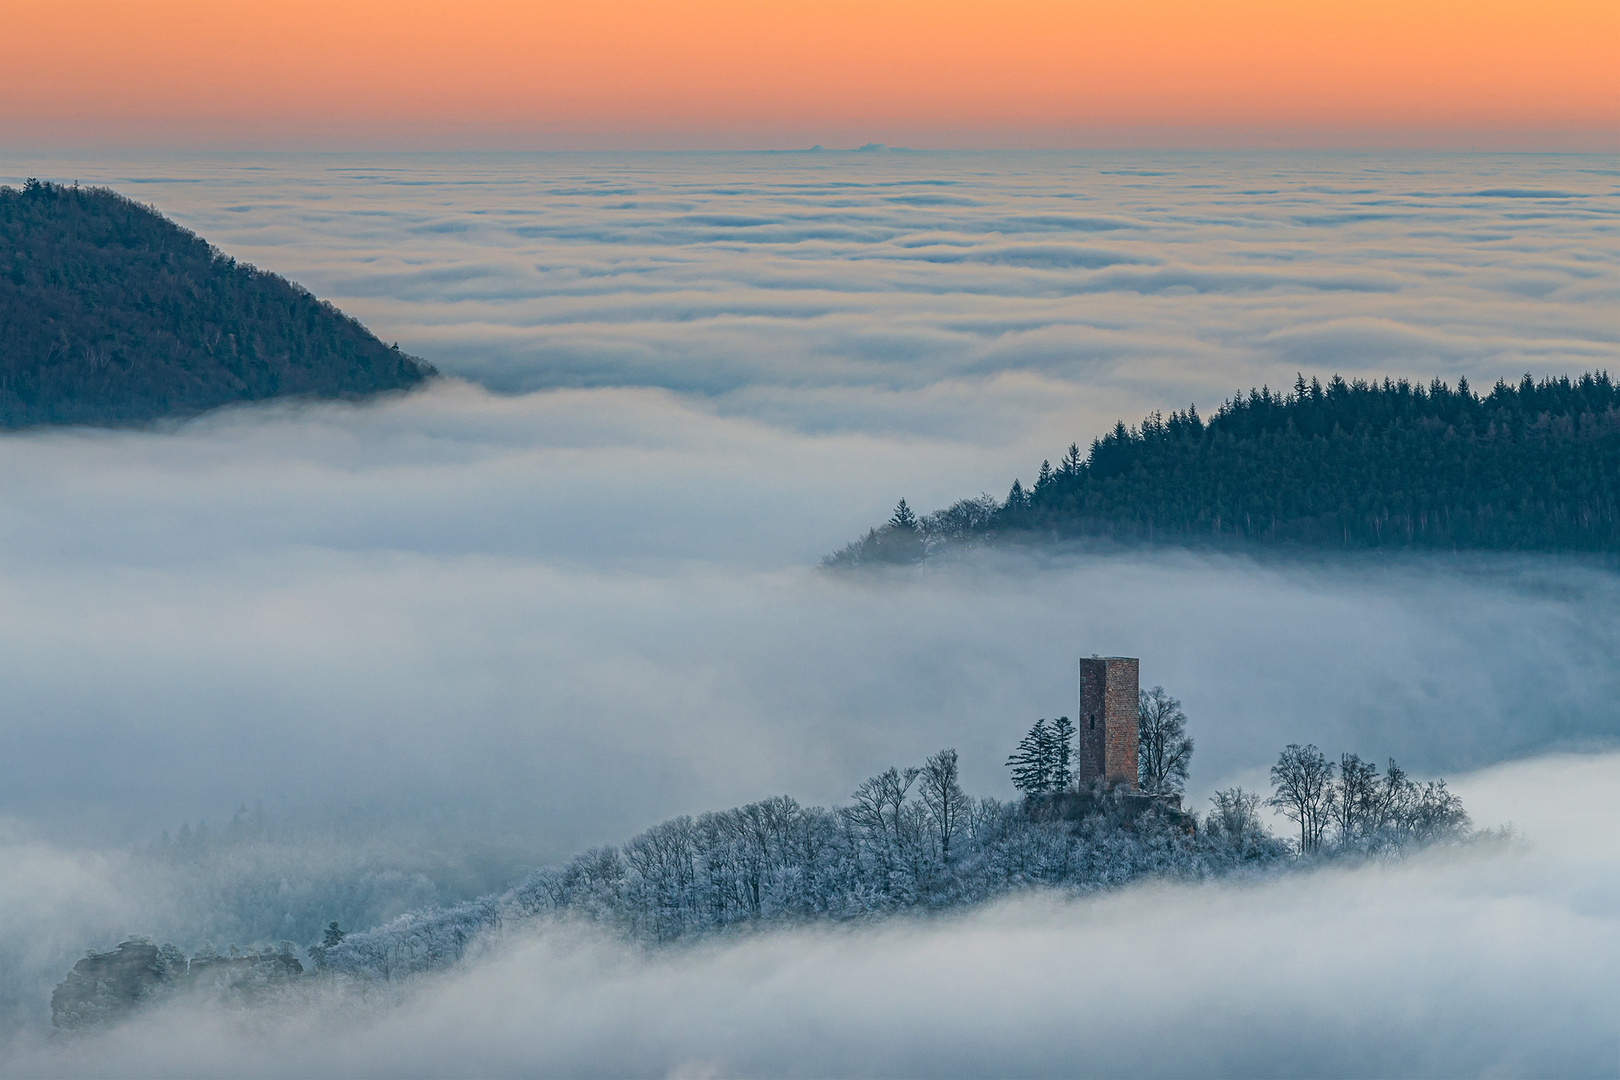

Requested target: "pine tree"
[
  {"left": 880, "top": 499, "right": 925, "bottom": 563},
  {"left": 1006, "top": 718, "right": 1053, "bottom": 795},
  {"left": 1048, "top": 716, "right": 1076, "bottom": 790}
]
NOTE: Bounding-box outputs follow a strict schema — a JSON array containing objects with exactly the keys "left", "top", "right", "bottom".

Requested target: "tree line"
[
  {"left": 828, "top": 371, "right": 1620, "bottom": 562},
  {"left": 52, "top": 691, "right": 1481, "bottom": 1022},
  {"left": 311, "top": 701, "right": 1473, "bottom": 985},
  {"left": 1268, "top": 744, "right": 1468, "bottom": 855}
]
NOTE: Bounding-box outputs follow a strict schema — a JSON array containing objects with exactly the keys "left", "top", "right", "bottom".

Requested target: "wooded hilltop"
[
  {"left": 54, "top": 693, "right": 1477, "bottom": 1027},
  {"left": 0, "top": 180, "right": 433, "bottom": 427},
  {"left": 832, "top": 371, "right": 1620, "bottom": 561}
]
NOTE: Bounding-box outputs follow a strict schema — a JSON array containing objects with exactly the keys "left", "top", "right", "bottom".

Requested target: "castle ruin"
[{"left": 1078, "top": 656, "right": 1139, "bottom": 790}]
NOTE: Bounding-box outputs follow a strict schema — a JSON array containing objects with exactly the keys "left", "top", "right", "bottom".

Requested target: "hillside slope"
[
  {"left": 0, "top": 180, "right": 434, "bottom": 427},
  {"left": 833, "top": 373, "right": 1620, "bottom": 560}
]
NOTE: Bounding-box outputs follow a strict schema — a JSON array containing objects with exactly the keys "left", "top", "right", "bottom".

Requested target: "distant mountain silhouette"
[{"left": 0, "top": 180, "right": 435, "bottom": 428}]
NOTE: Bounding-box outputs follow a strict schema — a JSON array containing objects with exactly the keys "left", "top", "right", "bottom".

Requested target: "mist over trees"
[
  {"left": 51, "top": 706, "right": 1480, "bottom": 1020},
  {"left": 286, "top": 697, "right": 1475, "bottom": 988},
  {"left": 0, "top": 180, "right": 434, "bottom": 427},
  {"left": 299, "top": 747, "right": 1471, "bottom": 989},
  {"left": 828, "top": 372, "right": 1620, "bottom": 562}
]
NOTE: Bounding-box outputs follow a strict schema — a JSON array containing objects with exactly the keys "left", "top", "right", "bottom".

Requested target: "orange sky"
[{"left": 3, "top": 0, "right": 1616, "bottom": 149}]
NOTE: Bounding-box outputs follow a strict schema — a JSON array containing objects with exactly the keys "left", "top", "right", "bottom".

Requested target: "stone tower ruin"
[{"left": 1078, "top": 656, "right": 1139, "bottom": 790}]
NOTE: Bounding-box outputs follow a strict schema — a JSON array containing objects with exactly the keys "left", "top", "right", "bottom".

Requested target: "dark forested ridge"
[
  {"left": 0, "top": 179, "right": 434, "bottom": 428},
  {"left": 833, "top": 372, "right": 1620, "bottom": 561}
]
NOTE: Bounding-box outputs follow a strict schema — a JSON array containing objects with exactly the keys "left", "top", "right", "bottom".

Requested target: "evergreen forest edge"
[{"left": 830, "top": 370, "right": 1620, "bottom": 561}]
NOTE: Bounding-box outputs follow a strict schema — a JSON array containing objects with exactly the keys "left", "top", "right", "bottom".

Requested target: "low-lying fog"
[
  {"left": 0, "top": 151, "right": 1615, "bottom": 1071},
  {"left": 8, "top": 752, "right": 1620, "bottom": 1078}
]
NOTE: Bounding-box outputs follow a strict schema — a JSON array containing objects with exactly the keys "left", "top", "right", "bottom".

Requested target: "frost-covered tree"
[
  {"left": 1206, "top": 787, "right": 1263, "bottom": 842},
  {"left": 851, "top": 765, "right": 922, "bottom": 878},
  {"left": 106, "top": 743, "right": 1471, "bottom": 998},
  {"left": 919, "top": 749, "right": 968, "bottom": 864}
]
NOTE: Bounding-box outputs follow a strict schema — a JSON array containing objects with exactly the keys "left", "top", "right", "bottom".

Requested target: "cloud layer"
[
  {"left": 0, "top": 383, "right": 1615, "bottom": 849},
  {"left": 0, "top": 152, "right": 1614, "bottom": 1062},
  {"left": 8, "top": 152, "right": 1615, "bottom": 430}
]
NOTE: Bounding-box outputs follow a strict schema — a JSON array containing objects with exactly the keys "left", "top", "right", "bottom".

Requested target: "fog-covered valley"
[
  {"left": 0, "top": 151, "right": 1615, "bottom": 1074},
  {"left": 8, "top": 752, "right": 1620, "bottom": 1077}
]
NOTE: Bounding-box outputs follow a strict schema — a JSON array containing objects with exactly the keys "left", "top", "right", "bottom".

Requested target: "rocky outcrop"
[
  {"left": 50, "top": 938, "right": 184, "bottom": 1029},
  {"left": 52, "top": 938, "right": 304, "bottom": 1029}
]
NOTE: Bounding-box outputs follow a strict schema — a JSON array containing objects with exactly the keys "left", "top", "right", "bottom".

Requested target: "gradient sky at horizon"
[{"left": 3, "top": 0, "right": 1616, "bottom": 152}]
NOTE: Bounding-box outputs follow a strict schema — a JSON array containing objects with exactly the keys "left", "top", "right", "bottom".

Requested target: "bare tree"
[
  {"left": 1405, "top": 780, "right": 1469, "bottom": 844},
  {"left": 1137, "top": 687, "right": 1194, "bottom": 794},
  {"left": 1369, "top": 758, "right": 1410, "bottom": 837},
  {"left": 1268, "top": 743, "right": 1336, "bottom": 853},
  {"left": 1332, "top": 753, "right": 1380, "bottom": 847},
  {"left": 918, "top": 748, "right": 969, "bottom": 863}
]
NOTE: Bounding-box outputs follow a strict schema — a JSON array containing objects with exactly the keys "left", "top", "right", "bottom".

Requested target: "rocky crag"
[{"left": 51, "top": 938, "right": 303, "bottom": 1030}]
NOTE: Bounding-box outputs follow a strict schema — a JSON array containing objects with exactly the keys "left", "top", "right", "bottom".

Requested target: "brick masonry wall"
[{"left": 1079, "top": 657, "right": 1139, "bottom": 790}]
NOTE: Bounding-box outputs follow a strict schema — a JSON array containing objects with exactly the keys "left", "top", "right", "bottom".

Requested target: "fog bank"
[
  {"left": 8, "top": 752, "right": 1618, "bottom": 1079},
  {"left": 1, "top": 382, "right": 1615, "bottom": 850}
]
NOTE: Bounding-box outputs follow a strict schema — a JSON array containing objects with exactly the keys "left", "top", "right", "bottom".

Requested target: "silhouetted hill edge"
[
  {"left": 0, "top": 179, "right": 435, "bottom": 428},
  {"left": 831, "top": 372, "right": 1620, "bottom": 561}
]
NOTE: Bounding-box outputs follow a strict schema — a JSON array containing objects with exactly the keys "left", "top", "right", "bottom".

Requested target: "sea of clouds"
[{"left": 0, "top": 150, "right": 1615, "bottom": 1071}]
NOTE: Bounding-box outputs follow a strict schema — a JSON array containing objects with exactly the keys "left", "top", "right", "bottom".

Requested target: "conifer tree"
[
  {"left": 881, "top": 499, "right": 925, "bottom": 563},
  {"left": 1048, "top": 716, "right": 1076, "bottom": 790},
  {"left": 1006, "top": 718, "right": 1053, "bottom": 795}
]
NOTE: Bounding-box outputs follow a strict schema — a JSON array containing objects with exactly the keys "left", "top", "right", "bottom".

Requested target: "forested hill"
[
  {"left": 0, "top": 180, "right": 434, "bottom": 427},
  {"left": 832, "top": 373, "right": 1620, "bottom": 561}
]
